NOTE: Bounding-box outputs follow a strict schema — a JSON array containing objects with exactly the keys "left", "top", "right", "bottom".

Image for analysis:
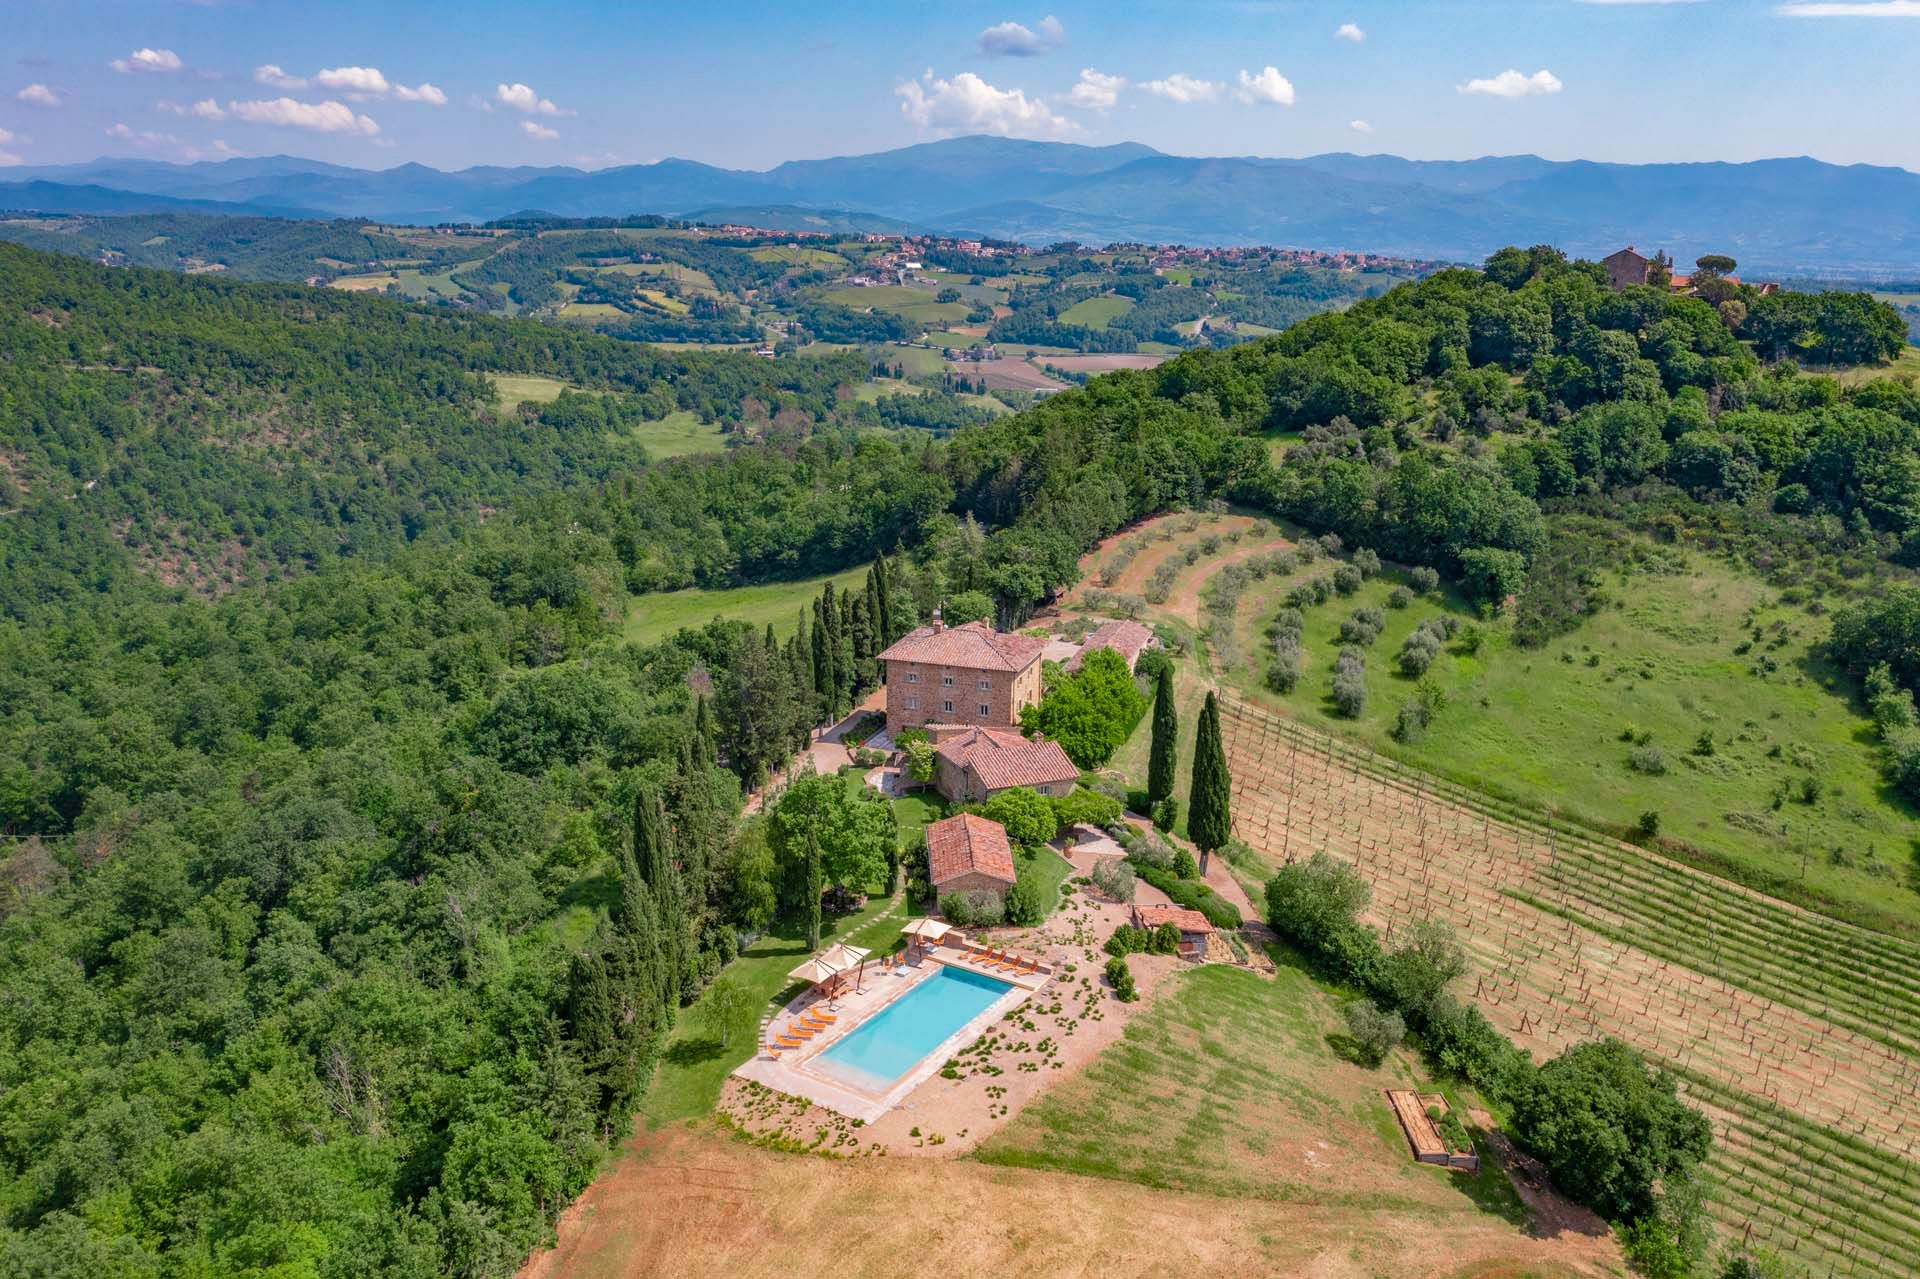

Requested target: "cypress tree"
[
  {"left": 632, "top": 785, "right": 683, "bottom": 996},
  {"left": 873, "top": 554, "right": 895, "bottom": 647},
  {"left": 1187, "top": 690, "right": 1232, "bottom": 876},
  {"left": 810, "top": 597, "right": 831, "bottom": 710},
  {"left": 692, "top": 695, "right": 715, "bottom": 766},
  {"left": 851, "top": 592, "right": 874, "bottom": 687},
  {"left": 836, "top": 593, "right": 856, "bottom": 711},
  {"left": 784, "top": 634, "right": 814, "bottom": 747},
  {"left": 1148, "top": 662, "right": 1179, "bottom": 808},
  {"left": 805, "top": 828, "right": 823, "bottom": 951}
]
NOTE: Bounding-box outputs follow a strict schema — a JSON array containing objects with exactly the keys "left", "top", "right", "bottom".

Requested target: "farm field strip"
[{"left": 1214, "top": 694, "right": 1920, "bottom": 1272}]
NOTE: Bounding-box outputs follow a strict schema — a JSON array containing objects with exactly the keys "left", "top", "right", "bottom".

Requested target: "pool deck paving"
[{"left": 732, "top": 945, "right": 1049, "bottom": 1122}]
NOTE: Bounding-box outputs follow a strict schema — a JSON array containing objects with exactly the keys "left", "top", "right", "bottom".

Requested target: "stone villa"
[
  {"left": 876, "top": 616, "right": 1046, "bottom": 735},
  {"left": 926, "top": 724, "right": 1079, "bottom": 805},
  {"left": 925, "top": 812, "right": 1018, "bottom": 899}
]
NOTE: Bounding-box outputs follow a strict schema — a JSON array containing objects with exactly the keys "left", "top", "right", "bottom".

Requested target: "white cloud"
[
  {"left": 161, "top": 97, "right": 226, "bottom": 119},
  {"left": 254, "top": 64, "right": 308, "bottom": 89},
  {"left": 1142, "top": 73, "right": 1222, "bottom": 103},
  {"left": 976, "top": 15, "right": 1066, "bottom": 56},
  {"left": 896, "top": 70, "right": 1076, "bottom": 138},
  {"left": 106, "top": 122, "right": 178, "bottom": 146},
  {"left": 1335, "top": 22, "right": 1366, "bottom": 41},
  {"left": 227, "top": 97, "right": 381, "bottom": 135},
  {"left": 0, "top": 127, "right": 13, "bottom": 144},
  {"left": 1063, "top": 67, "right": 1126, "bottom": 110},
  {"left": 395, "top": 82, "right": 446, "bottom": 105},
  {"left": 112, "top": 48, "right": 185, "bottom": 75},
  {"left": 16, "top": 83, "right": 61, "bottom": 108},
  {"left": 495, "top": 82, "right": 569, "bottom": 116},
  {"left": 521, "top": 120, "right": 559, "bottom": 141},
  {"left": 1777, "top": 1, "right": 1920, "bottom": 13},
  {"left": 1349, "top": 118, "right": 1375, "bottom": 134},
  {"left": 1235, "top": 66, "right": 1295, "bottom": 105},
  {"left": 181, "top": 138, "right": 242, "bottom": 161},
  {"left": 1459, "top": 68, "right": 1563, "bottom": 97},
  {"left": 315, "top": 65, "right": 391, "bottom": 96}
]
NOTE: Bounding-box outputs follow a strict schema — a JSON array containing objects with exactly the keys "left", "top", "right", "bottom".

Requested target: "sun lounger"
[
  {"left": 785, "top": 1023, "right": 816, "bottom": 1038},
  {"left": 775, "top": 1035, "right": 804, "bottom": 1049},
  {"left": 995, "top": 953, "right": 1021, "bottom": 971},
  {"left": 973, "top": 948, "right": 999, "bottom": 966},
  {"left": 810, "top": 1008, "right": 837, "bottom": 1022},
  {"left": 1017, "top": 958, "right": 1038, "bottom": 976}
]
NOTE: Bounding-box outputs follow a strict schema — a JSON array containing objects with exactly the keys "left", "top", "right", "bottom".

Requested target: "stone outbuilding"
[
  {"left": 927, "top": 723, "right": 1079, "bottom": 804},
  {"left": 1131, "top": 903, "right": 1213, "bottom": 961},
  {"left": 925, "top": 812, "right": 1018, "bottom": 900}
]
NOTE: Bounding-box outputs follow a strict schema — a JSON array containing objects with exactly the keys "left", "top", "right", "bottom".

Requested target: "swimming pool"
[{"left": 811, "top": 964, "right": 1015, "bottom": 1092}]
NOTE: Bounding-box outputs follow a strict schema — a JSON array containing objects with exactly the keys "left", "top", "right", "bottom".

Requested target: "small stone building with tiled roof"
[
  {"left": 1066, "top": 619, "right": 1158, "bottom": 674},
  {"left": 1131, "top": 902, "right": 1214, "bottom": 960},
  {"left": 928, "top": 724, "right": 1079, "bottom": 804},
  {"left": 877, "top": 616, "right": 1046, "bottom": 735},
  {"left": 925, "top": 812, "right": 1018, "bottom": 898}
]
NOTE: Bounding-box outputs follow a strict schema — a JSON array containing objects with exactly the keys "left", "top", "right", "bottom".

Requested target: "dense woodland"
[{"left": 0, "top": 240, "right": 1911, "bottom": 1276}]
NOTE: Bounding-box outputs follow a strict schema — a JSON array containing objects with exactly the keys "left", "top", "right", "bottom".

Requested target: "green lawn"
[
  {"left": 1058, "top": 295, "right": 1135, "bottom": 328},
  {"left": 485, "top": 372, "right": 577, "bottom": 413},
  {"left": 623, "top": 565, "right": 869, "bottom": 647},
  {"left": 974, "top": 959, "right": 1522, "bottom": 1218},
  {"left": 641, "top": 884, "right": 906, "bottom": 1127},
  {"left": 1017, "top": 845, "right": 1075, "bottom": 918},
  {"left": 749, "top": 246, "right": 848, "bottom": 268},
  {"left": 1811, "top": 343, "right": 1920, "bottom": 387},
  {"left": 1218, "top": 553, "right": 1920, "bottom": 931},
  {"left": 631, "top": 410, "right": 729, "bottom": 459}
]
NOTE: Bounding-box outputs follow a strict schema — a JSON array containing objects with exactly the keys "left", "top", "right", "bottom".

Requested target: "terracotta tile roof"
[
  {"left": 878, "top": 620, "right": 1046, "bottom": 673},
  {"left": 934, "top": 726, "right": 1079, "bottom": 793},
  {"left": 1133, "top": 903, "right": 1213, "bottom": 934},
  {"left": 1066, "top": 619, "right": 1156, "bottom": 671},
  {"left": 925, "top": 813, "right": 1017, "bottom": 886}
]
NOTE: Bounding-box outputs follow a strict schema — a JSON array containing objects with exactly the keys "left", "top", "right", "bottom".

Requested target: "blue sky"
[{"left": 4, "top": 1, "right": 1919, "bottom": 172}]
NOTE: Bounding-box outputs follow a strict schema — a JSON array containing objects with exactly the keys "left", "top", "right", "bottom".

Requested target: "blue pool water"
[{"left": 812, "top": 964, "right": 1014, "bottom": 1092}]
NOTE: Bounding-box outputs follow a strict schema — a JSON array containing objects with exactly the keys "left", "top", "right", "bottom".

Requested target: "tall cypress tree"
[
  {"left": 632, "top": 785, "right": 683, "bottom": 996},
  {"left": 850, "top": 592, "right": 874, "bottom": 689},
  {"left": 805, "top": 828, "right": 823, "bottom": 951},
  {"left": 692, "top": 694, "right": 715, "bottom": 766},
  {"left": 1148, "top": 663, "right": 1179, "bottom": 810},
  {"left": 810, "top": 597, "right": 831, "bottom": 710},
  {"left": 784, "top": 633, "right": 814, "bottom": 748},
  {"left": 873, "top": 554, "right": 895, "bottom": 647},
  {"left": 1187, "top": 690, "right": 1232, "bottom": 876}
]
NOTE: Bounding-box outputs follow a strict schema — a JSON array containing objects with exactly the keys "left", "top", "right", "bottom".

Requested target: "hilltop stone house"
[
  {"left": 925, "top": 812, "right": 1018, "bottom": 900},
  {"left": 926, "top": 723, "right": 1079, "bottom": 804},
  {"left": 877, "top": 616, "right": 1046, "bottom": 735},
  {"left": 1602, "top": 246, "right": 1675, "bottom": 292}
]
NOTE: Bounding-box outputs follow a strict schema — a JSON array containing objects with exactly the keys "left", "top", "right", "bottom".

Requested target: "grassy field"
[
  {"left": 976, "top": 960, "right": 1523, "bottom": 1216},
  {"left": 485, "top": 372, "right": 577, "bottom": 412},
  {"left": 559, "top": 301, "right": 628, "bottom": 319},
  {"left": 624, "top": 565, "right": 869, "bottom": 647},
  {"left": 632, "top": 410, "right": 729, "bottom": 459},
  {"left": 1057, "top": 294, "right": 1136, "bottom": 328},
  {"left": 1207, "top": 551, "right": 1919, "bottom": 931},
  {"left": 1813, "top": 343, "right": 1920, "bottom": 386},
  {"left": 330, "top": 266, "right": 469, "bottom": 302},
  {"left": 819, "top": 284, "right": 969, "bottom": 328},
  {"left": 749, "top": 246, "right": 847, "bottom": 268}
]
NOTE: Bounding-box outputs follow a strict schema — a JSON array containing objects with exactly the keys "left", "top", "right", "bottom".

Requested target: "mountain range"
[{"left": 7, "top": 136, "right": 1919, "bottom": 274}]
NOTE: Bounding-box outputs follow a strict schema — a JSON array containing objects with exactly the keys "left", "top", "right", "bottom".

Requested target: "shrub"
[
  {"left": 1050, "top": 786, "right": 1123, "bottom": 833},
  {"left": 1391, "top": 697, "right": 1431, "bottom": 743},
  {"left": 1637, "top": 810, "right": 1661, "bottom": 837},
  {"left": 1352, "top": 547, "right": 1382, "bottom": 577},
  {"left": 1151, "top": 795, "right": 1179, "bottom": 831},
  {"left": 1090, "top": 857, "right": 1136, "bottom": 903},
  {"left": 1004, "top": 872, "right": 1046, "bottom": 927},
  {"left": 1332, "top": 564, "right": 1363, "bottom": 595},
  {"left": 1171, "top": 846, "right": 1199, "bottom": 879},
  {"left": 1104, "top": 956, "right": 1138, "bottom": 1002},
  {"left": 1267, "top": 648, "right": 1301, "bottom": 693},
  {"left": 1629, "top": 745, "right": 1668, "bottom": 775},
  {"left": 1134, "top": 863, "right": 1241, "bottom": 927},
  {"left": 1344, "top": 1000, "right": 1406, "bottom": 1066},
  {"left": 1340, "top": 606, "right": 1386, "bottom": 647},
  {"left": 1147, "top": 922, "right": 1181, "bottom": 955},
  {"left": 1409, "top": 566, "right": 1441, "bottom": 595},
  {"left": 1332, "top": 648, "right": 1368, "bottom": 718},
  {"left": 982, "top": 787, "right": 1059, "bottom": 845},
  {"left": 1104, "top": 924, "right": 1147, "bottom": 956},
  {"left": 940, "top": 888, "right": 1005, "bottom": 927},
  {"left": 1387, "top": 585, "right": 1414, "bottom": 610}
]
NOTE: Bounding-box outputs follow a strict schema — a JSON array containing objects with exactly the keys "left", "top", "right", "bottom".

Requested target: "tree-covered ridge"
[
  {"left": 0, "top": 244, "right": 871, "bottom": 613},
  {"left": 0, "top": 213, "right": 477, "bottom": 281}
]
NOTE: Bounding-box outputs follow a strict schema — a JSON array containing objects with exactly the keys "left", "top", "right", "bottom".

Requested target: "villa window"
[
  {"left": 905, "top": 672, "right": 919, "bottom": 684},
  {"left": 978, "top": 703, "right": 991, "bottom": 716},
  {"left": 976, "top": 678, "right": 991, "bottom": 690},
  {"left": 942, "top": 700, "right": 954, "bottom": 713},
  {"left": 941, "top": 674, "right": 954, "bottom": 687},
  {"left": 905, "top": 696, "right": 919, "bottom": 710}
]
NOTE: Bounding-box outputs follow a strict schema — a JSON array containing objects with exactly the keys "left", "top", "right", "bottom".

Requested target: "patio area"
[{"left": 732, "top": 933, "right": 1051, "bottom": 1122}]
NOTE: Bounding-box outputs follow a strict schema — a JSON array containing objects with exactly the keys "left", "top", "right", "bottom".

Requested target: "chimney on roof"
[{"left": 930, "top": 606, "right": 944, "bottom": 633}]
